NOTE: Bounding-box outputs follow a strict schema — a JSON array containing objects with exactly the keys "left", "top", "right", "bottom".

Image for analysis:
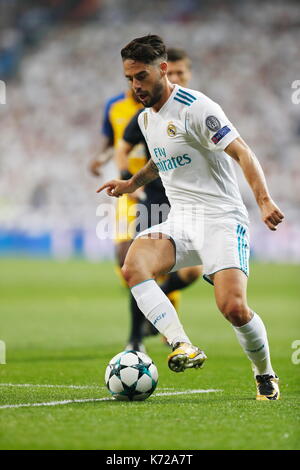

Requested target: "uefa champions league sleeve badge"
[{"left": 205, "top": 115, "right": 221, "bottom": 132}]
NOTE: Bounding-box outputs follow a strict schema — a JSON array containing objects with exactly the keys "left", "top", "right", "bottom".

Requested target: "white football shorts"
[{"left": 135, "top": 207, "right": 250, "bottom": 284}]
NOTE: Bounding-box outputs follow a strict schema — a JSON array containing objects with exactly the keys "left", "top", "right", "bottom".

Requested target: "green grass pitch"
[{"left": 0, "top": 258, "right": 299, "bottom": 450}]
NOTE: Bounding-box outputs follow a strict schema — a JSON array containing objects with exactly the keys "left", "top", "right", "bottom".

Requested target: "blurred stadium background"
[
  {"left": 1, "top": 0, "right": 300, "bottom": 451},
  {"left": 0, "top": 0, "right": 299, "bottom": 262}
]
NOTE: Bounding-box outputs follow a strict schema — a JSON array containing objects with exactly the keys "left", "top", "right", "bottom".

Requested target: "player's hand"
[
  {"left": 260, "top": 199, "right": 284, "bottom": 231},
  {"left": 89, "top": 160, "right": 103, "bottom": 177},
  {"left": 96, "top": 179, "right": 136, "bottom": 197},
  {"left": 89, "top": 148, "right": 114, "bottom": 176}
]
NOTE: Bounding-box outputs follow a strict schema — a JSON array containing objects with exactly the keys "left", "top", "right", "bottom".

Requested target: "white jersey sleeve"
[
  {"left": 187, "top": 96, "right": 240, "bottom": 152},
  {"left": 137, "top": 110, "right": 147, "bottom": 139}
]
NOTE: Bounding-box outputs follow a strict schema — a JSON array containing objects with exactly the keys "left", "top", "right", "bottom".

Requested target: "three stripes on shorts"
[{"left": 237, "top": 224, "right": 249, "bottom": 276}]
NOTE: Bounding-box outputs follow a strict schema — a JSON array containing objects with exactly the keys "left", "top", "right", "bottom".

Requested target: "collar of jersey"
[{"left": 149, "top": 84, "right": 179, "bottom": 115}]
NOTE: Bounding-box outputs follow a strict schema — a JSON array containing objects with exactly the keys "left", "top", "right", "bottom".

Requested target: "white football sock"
[
  {"left": 233, "top": 312, "right": 275, "bottom": 377},
  {"left": 131, "top": 279, "right": 191, "bottom": 347}
]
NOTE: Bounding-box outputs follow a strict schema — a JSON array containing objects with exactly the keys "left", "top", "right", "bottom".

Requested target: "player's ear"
[{"left": 159, "top": 61, "right": 168, "bottom": 77}]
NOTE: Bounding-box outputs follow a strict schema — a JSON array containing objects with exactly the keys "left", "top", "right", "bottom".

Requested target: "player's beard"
[{"left": 142, "top": 81, "right": 164, "bottom": 108}]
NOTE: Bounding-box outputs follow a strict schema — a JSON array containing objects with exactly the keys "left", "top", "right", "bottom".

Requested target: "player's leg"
[
  {"left": 160, "top": 266, "right": 202, "bottom": 295},
  {"left": 114, "top": 240, "right": 146, "bottom": 351},
  {"left": 115, "top": 195, "right": 150, "bottom": 351},
  {"left": 154, "top": 266, "right": 202, "bottom": 345},
  {"left": 122, "top": 235, "right": 187, "bottom": 343},
  {"left": 125, "top": 295, "right": 147, "bottom": 352},
  {"left": 115, "top": 240, "right": 132, "bottom": 268},
  {"left": 213, "top": 268, "right": 279, "bottom": 400},
  {"left": 144, "top": 266, "right": 202, "bottom": 340},
  {"left": 121, "top": 235, "right": 206, "bottom": 371}
]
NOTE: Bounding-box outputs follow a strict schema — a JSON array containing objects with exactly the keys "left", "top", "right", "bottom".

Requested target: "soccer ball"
[{"left": 105, "top": 350, "right": 158, "bottom": 401}]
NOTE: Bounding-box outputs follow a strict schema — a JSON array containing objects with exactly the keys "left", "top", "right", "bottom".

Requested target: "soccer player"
[
  {"left": 90, "top": 52, "right": 198, "bottom": 354},
  {"left": 97, "top": 35, "right": 284, "bottom": 400},
  {"left": 117, "top": 48, "right": 201, "bottom": 351}
]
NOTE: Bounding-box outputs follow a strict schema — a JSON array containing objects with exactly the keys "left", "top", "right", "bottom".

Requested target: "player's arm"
[
  {"left": 90, "top": 97, "right": 115, "bottom": 177},
  {"left": 225, "top": 137, "right": 284, "bottom": 231},
  {"left": 115, "top": 139, "right": 134, "bottom": 176},
  {"left": 115, "top": 139, "right": 147, "bottom": 201},
  {"left": 117, "top": 109, "right": 145, "bottom": 178},
  {"left": 89, "top": 136, "right": 114, "bottom": 177},
  {"left": 96, "top": 158, "right": 159, "bottom": 197}
]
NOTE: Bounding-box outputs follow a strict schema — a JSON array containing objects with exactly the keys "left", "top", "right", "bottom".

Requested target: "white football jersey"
[{"left": 138, "top": 84, "right": 248, "bottom": 217}]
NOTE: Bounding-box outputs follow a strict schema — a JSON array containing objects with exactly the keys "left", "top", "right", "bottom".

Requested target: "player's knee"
[
  {"left": 179, "top": 265, "right": 202, "bottom": 284},
  {"left": 186, "top": 266, "right": 202, "bottom": 283},
  {"left": 219, "top": 297, "right": 249, "bottom": 326},
  {"left": 121, "top": 263, "right": 135, "bottom": 285},
  {"left": 121, "top": 260, "right": 150, "bottom": 288}
]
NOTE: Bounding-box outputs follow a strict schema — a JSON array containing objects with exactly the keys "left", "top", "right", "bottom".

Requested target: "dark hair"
[
  {"left": 121, "top": 35, "right": 167, "bottom": 64},
  {"left": 167, "top": 47, "right": 191, "bottom": 68}
]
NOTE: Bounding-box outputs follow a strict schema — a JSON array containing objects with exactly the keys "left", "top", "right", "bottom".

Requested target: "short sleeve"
[
  {"left": 187, "top": 97, "right": 239, "bottom": 152},
  {"left": 101, "top": 93, "right": 125, "bottom": 140},
  {"left": 137, "top": 110, "right": 147, "bottom": 140},
  {"left": 101, "top": 99, "right": 114, "bottom": 140},
  {"left": 123, "top": 110, "right": 144, "bottom": 145}
]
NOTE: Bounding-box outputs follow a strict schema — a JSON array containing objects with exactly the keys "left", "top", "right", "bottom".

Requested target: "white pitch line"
[
  {"left": 155, "top": 389, "right": 222, "bottom": 397},
  {"left": 0, "top": 389, "right": 222, "bottom": 410},
  {"left": 0, "top": 383, "right": 175, "bottom": 391},
  {"left": 0, "top": 397, "right": 112, "bottom": 409},
  {"left": 0, "top": 383, "right": 104, "bottom": 390}
]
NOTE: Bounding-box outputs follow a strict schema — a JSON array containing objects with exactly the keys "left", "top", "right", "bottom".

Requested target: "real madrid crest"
[{"left": 167, "top": 122, "right": 177, "bottom": 137}]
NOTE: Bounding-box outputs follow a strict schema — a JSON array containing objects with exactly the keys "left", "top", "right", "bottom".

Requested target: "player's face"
[
  {"left": 123, "top": 59, "right": 165, "bottom": 108},
  {"left": 167, "top": 59, "right": 191, "bottom": 87}
]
